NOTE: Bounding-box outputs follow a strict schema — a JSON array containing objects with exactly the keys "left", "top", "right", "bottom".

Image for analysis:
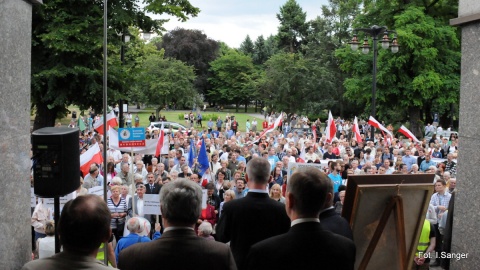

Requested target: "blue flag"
[
  {"left": 188, "top": 139, "right": 196, "bottom": 168},
  {"left": 197, "top": 138, "right": 210, "bottom": 177}
]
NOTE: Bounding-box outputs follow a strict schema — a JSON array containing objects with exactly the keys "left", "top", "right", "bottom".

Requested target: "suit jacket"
[
  {"left": 320, "top": 208, "right": 354, "bottom": 240},
  {"left": 245, "top": 222, "right": 356, "bottom": 270},
  {"left": 145, "top": 183, "right": 161, "bottom": 194},
  {"left": 216, "top": 192, "right": 290, "bottom": 270},
  {"left": 118, "top": 229, "right": 237, "bottom": 270}
]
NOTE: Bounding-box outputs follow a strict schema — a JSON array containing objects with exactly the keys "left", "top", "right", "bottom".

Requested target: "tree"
[
  {"left": 239, "top": 35, "right": 255, "bottom": 56},
  {"left": 276, "top": 0, "right": 309, "bottom": 53},
  {"left": 261, "top": 53, "right": 332, "bottom": 113},
  {"left": 160, "top": 28, "right": 220, "bottom": 99},
  {"left": 134, "top": 53, "right": 198, "bottom": 115},
  {"left": 336, "top": 1, "right": 460, "bottom": 136},
  {"left": 31, "top": 0, "right": 199, "bottom": 130},
  {"left": 300, "top": 0, "right": 361, "bottom": 117},
  {"left": 208, "top": 51, "right": 258, "bottom": 112}
]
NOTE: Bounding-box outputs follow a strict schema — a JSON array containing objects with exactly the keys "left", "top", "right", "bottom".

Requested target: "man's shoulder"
[{"left": 22, "top": 253, "right": 112, "bottom": 270}]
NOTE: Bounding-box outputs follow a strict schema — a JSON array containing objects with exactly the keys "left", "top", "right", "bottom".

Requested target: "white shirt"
[
  {"left": 291, "top": 218, "right": 320, "bottom": 227},
  {"left": 107, "top": 149, "right": 122, "bottom": 163},
  {"left": 136, "top": 197, "right": 144, "bottom": 217}
]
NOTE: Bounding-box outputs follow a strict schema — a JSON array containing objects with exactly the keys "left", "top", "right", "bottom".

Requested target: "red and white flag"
[
  {"left": 398, "top": 125, "right": 420, "bottom": 143},
  {"left": 80, "top": 143, "right": 103, "bottom": 177},
  {"left": 297, "top": 147, "right": 306, "bottom": 163},
  {"left": 325, "top": 111, "right": 337, "bottom": 144},
  {"left": 93, "top": 111, "right": 118, "bottom": 135},
  {"left": 368, "top": 116, "right": 393, "bottom": 138},
  {"left": 257, "top": 113, "right": 284, "bottom": 139},
  {"left": 352, "top": 116, "right": 363, "bottom": 143},
  {"left": 155, "top": 129, "right": 165, "bottom": 157}
]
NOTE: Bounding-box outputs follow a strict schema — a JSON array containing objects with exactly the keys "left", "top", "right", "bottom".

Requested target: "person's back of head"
[
  {"left": 246, "top": 157, "right": 271, "bottom": 185},
  {"left": 44, "top": 220, "right": 55, "bottom": 236},
  {"left": 161, "top": 179, "right": 202, "bottom": 227},
  {"left": 287, "top": 168, "right": 331, "bottom": 217},
  {"left": 59, "top": 194, "right": 111, "bottom": 255},
  {"left": 126, "top": 217, "right": 143, "bottom": 234}
]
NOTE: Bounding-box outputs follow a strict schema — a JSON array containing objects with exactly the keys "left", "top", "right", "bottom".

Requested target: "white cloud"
[{"left": 152, "top": 0, "right": 329, "bottom": 48}]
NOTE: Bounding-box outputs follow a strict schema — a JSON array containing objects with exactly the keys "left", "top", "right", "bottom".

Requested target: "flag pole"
[{"left": 102, "top": 0, "right": 108, "bottom": 265}]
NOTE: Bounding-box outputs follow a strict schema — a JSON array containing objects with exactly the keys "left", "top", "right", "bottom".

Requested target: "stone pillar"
[
  {"left": 450, "top": 0, "right": 480, "bottom": 268},
  {"left": 0, "top": 0, "right": 42, "bottom": 268}
]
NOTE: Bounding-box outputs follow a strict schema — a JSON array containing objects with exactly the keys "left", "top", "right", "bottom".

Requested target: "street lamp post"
[
  {"left": 349, "top": 25, "right": 399, "bottom": 141},
  {"left": 118, "top": 31, "right": 130, "bottom": 128}
]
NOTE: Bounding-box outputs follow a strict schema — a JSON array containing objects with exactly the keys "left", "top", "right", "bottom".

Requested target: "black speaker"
[{"left": 32, "top": 127, "right": 80, "bottom": 197}]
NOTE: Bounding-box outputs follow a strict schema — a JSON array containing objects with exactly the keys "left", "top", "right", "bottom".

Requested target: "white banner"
[
  {"left": 143, "top": 194, "right": 161, "bottom": 215},
  {"left": 287, "top": 161, "right": 333, "bottom": 178},
  {"left": 88, "top": 186, "right": 104, "bottom": 197}
]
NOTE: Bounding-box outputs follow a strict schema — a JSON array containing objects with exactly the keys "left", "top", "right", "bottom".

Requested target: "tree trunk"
[
  {"left": 235, "top": 102, "right": 239, "bottom": 113},
  {"left": 244, "top": 101, "right": 248, "bottom": 113},
  {"left": 156, "top": 107, "right": 162, "bottom": 120},
  {"left": 255, "top": 100, "right": 258, "bottom": 113},
  {"left": 33, "top": 103, "right": 60, "bottom": 131},
  {"left": 408, "top": 106, "right": 422, "bottom": 138},
  {"left": 136, "top": 102, "right": 141, "bottom": 109}
]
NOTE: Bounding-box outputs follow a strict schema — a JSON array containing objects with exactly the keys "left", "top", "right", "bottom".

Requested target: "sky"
[{"left": 155, "top": 0, "right": 330, "bottom": 48}]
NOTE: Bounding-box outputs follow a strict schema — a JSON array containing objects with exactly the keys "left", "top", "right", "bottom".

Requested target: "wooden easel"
[{"left": 358, "top": 194, "right": 407, "bottom": 270}]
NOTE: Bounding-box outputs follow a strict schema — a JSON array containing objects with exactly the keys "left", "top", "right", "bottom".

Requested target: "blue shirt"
[
  {"left": 328, "top": 173, "right": 342, "bottom": 193},
  {"left": 402, "top": 155, "right": 416, "bottom": 171},
  {"left": 420, "top": 160, "right": 436, "bottom": 172},
  {"left": 268, "top": 155, "right": 280, "bottom": 171},
  {"left": 114, "top": 232, "right": 161, "bottom": 263}
]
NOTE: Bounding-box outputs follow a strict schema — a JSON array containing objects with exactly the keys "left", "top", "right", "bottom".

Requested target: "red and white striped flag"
[
  {"left": 256, "top": 113, "right": 284, "bottom": 139},
  {"left": 352, "top": 116, "right": 362, "bottom": 143},
  {"left": 398, "top": 125, "right": 420, "bottom": 143},
  {"left": 155, "top": 129, "right": 165, "bottom": 157},
  {"left": 297, "top": 147, "right": 306, "bottom": 163},
  {"left": 93, "top": 111, "right": 118, "bottom": 135},
  {"left": 368, "top": 116, "right": 393, "bottom": 138},
  {"left": 325, "top": 111, "right": 337, "bottom": 144},
  {"left": 80, "top": 143, "right": 103, "bottom": 177}
]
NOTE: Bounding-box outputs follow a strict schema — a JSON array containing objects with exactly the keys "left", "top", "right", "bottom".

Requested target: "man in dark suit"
[
  {"left": 118, "top": 179, "right": 236, "bottom": 270},
  {"left": 320, "top": 181, "right": 354, "bottom": 240},
  {"left": 216, "top": 157, "right": 290, "bottom": 270},
  {"left": 145, "top": 172, "right": 161, "bottom": 194},
  {"left": 245, "top": 167, "right": 356, "bottom": 270}
]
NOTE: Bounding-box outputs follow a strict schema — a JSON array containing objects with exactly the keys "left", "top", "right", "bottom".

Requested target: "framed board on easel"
[{"left": 342, "top": 174, "right": 435, "bottom": 270}]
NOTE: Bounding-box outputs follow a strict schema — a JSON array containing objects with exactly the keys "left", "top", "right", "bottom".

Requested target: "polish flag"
[
  {"left": 297, "top": 147, "right": 306, "bottom": 163},
  {"left": 398, "top": 125, "right": 420, "bottom": 143},
  {"left": 93, "top": 111, "right": 118, "bottom": 135},
  {"left": 80, "top": 143, "right": 103, "bottom": 177},
  {"left": 325, "top": 111, "right": 337, "bottom": 144},
  {"left": 155, "top": 129, "right": 165, "bottom": 157},
  {"left": 257, "top": 113, "right": 284, "bottom": 139},
  {"left": 368, "top": 116, "right": 393, "bottom": 138},
  {"left": 352, "top": 116, "right": 363, "bottom": 143}
]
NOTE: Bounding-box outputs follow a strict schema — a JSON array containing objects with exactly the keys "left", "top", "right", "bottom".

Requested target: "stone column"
[
  {"left": 0, "top": 0, "right": 42, "bottom": 268},
  {"left": 450, "top": 0, "right": 480, "bottom": 269}
]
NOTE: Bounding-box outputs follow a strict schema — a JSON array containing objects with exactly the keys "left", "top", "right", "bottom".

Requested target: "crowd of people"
[{"left": 28, "top": 111, "right": 459, "bottom": 270}]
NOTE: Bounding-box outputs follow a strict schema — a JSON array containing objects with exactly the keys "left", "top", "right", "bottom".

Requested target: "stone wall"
[{"left": 0, "top": 0, "right": 41, "bottom": 268}]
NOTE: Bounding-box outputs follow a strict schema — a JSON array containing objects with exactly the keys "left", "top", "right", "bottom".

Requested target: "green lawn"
[
  {"left": 54, "top": 106, "right": 265, "bottom": 133},
  {"left": 136, "top": 110, "right": 263, "bottom": 133}
]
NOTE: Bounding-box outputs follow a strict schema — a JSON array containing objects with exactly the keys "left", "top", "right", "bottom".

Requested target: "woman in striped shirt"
[{"left": 108, "top": 185, "right": 128, "bottom": 242}]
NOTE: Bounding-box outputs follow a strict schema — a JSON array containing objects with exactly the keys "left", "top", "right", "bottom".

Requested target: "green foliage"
[
  {"left": 239, "top": 35, "right": 255, "bottom": 56},
  {"left": 276, "top": 0, "right": 309, "bottom": 53},
  {"left": 31, "top": 0, "right": 199, "bottom": 130},
  {"left": 208, "top": 51, "right": 259, "bottom": 111},
  {"left": 335, "top": 2, "right": 460, "bottom": 134},
  {"left": 135, "top": 54, "right": 198, "bottom": 110},
  {"left": 160, "top": 28, "right": 220, "bottom": 97}
]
